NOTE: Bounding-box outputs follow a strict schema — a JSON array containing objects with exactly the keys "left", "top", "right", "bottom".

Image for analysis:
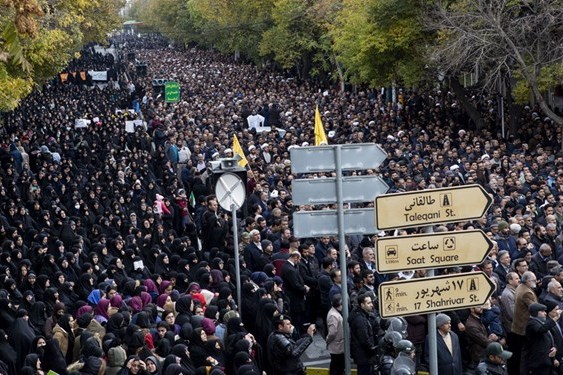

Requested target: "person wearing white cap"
[
  {"left": 259, "top": 143, "right": 272, "bottom": 164},
  {"left": 424, "top": 313, "right": 462, "bottom": 374},
  {"left": 449, "top": 164, "right": 465, "bottom": 183}
]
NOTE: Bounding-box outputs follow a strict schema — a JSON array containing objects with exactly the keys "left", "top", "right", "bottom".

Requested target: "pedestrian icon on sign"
[{"left": 386, "top": 288, "right": 393, "bottom": 301}]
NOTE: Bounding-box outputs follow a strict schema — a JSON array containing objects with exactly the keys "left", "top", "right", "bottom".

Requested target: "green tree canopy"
[
  {"left": 0, "top": 0, "right": 124, "bottom": 112},
  {"left": 330, "top": 0, "right": 427, "bottom": 87}
]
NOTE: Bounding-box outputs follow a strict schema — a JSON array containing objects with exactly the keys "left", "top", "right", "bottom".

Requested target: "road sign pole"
[
  {"left": 335, "top": 146, "right": 351, "bottom": 375},
  {"left": 423, "top": 226, "right": 438, "bottom": 375},
  {"left": 231, "top": 204, "right": 242, "bottom": 317}
]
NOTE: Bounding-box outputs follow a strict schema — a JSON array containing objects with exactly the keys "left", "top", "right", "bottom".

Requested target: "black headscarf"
[
  {"left": 0, "top": 329, "right": 17, "bottom": 375},
  {"left": 0, "top": 297, "right": 15, "bottom": 331},
  {"left": 8, "top": 316, "right": 36, "bottom": 368},
  {"left": 57, "top": 313, "right": 75, "bottom": 363},
  {"left": 170, "top": 343, "right": 196, "bottom": 374}
]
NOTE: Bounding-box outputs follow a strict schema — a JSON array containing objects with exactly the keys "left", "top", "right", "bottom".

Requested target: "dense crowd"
[{"left": 0, "top": 33, "right": 563, "bottom": 375}]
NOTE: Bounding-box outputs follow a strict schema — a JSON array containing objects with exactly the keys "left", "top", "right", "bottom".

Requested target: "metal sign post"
[
  {"left": 215, "top": 172, "right": 246, "bottom": 317},
  {"left": 231, "top": 204, "right": 241, "bottom": 316}
]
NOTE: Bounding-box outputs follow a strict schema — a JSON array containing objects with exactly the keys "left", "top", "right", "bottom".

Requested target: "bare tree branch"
[{"left": 424, "top": 0, "right": 563, "bottom": 126}]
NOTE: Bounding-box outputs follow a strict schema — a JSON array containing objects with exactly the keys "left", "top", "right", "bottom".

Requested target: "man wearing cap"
[
  {"left": 476, "top": 342, "right": 512, "bottom": 375},
  {"left": 267, "top": 314, "right": 316, "bottom": 375},
  {"left": 424, "top": 313, "right": 462, "bottom": 375},
  {"left": 525, "top": 302, "right": 561, "bottom": 374}
]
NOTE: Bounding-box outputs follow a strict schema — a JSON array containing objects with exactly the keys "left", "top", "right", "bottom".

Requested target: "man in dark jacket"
[
  {"left": 267, "top": 314, "right": 315, "bottom": 375},
  {"left": 200, "top": 196, "right": 228, "bottom": 252},
  {"left": 465, "top": 306, "right": 495, "bottom": 370},
  {"left": 525, "top": 302, "right": 560, "bottom": 375},
  {"left": 281, "top": 251, "right": 309, "bottom": 330},
  {"left": 349, "top": 293, "right": 379, "bottom": 375},
  {"left": 424, "top": 313, "right": 463, "bottom": 375}
]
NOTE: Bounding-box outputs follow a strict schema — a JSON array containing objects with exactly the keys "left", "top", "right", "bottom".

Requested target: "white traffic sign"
[
  {"left": 293, "top": 208, "right": 377, "bottom": 237},
  {"left": 215, "top": 172, "right": 246, "bottom": 211},
  {"left": 375, "top": 230, "right": 493, "bottom": 273},
  {"left": 375, "top": 184, "right": 493, "bottom": 230},
  {"left": 291, "top": 143, "right": 387, "bottom": 173},
  {"left": 292, "top": 175, "right": 388, "bottom": 205},
  {"left": 378, "top": 272, "right": 495, "bottom": 318}
]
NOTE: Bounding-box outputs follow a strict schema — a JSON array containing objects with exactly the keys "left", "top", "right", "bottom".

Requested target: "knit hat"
[
  {"left": 435, "top": 313, "right": 451, "bottom": 327},
  {"left": 108, "top": 346, "right": 127, "bottom": 367},
  {"left": 544, "top": 300, "right": 559, "bottom": 313},
  {"left": 261, "top": 239, "right": 272, "bottom": 249},
  {"left": 497, "top": 221, "right": 509, "bottom": 231}
]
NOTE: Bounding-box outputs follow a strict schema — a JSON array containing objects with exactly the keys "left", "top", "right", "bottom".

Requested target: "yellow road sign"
[
  {"left": 374, "top": 184, "right": 493, "bottom": 230},
  {"left": 375, "top": 230, "right": 493, "bottom": 273},
  {"left": 378, "top": 272, "right": 495, "bottom": 318}
]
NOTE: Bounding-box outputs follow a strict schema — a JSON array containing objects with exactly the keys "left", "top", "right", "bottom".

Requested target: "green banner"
[{"left": 164, "top": 81, "right": 180, "bottom": 103}]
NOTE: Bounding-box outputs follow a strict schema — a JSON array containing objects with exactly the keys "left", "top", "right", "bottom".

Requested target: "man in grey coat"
[{"left": 326, "top": 294, "right": 344, "bottom": 375}]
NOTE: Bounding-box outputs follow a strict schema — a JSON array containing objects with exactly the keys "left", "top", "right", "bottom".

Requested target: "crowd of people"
[{"left": 0, "top": 32, "right": 563, "bottom": 375}]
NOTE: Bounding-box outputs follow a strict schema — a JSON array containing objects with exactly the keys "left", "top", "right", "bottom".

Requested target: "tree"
[
  {"left": 187, "top": 0, "right": 275, "bottom": 61},
  {"left": 425, "top": 0, "right": 563, "bottom": 133},
  {"left": 330, "top": 0, "right": 427, "bottom": 87},
  {"left": 0, "top": 0, "right": 124, "bottom": 112},
  {"left": 259, "top": 0, "right": 331, "bottom": 79}
]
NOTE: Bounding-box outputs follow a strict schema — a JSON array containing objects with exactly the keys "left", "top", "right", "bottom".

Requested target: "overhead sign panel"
[
  {"left": 375, "top": 184, "right": 493, "bottom": 230},
  {"left": 291, "top": 143, "right": 387, "bottom": 173},
  {"left": 292, "top": 176, "right": 388, "bottom": 205},
  {"left": 375, "top": 230, "right": 493, "bottom": 273},
  {"left": 378, "top": 272, "right": 495, "bottom": 318},
  {"left": 293, "top": 208, "right": 377, "bottom": 237}
]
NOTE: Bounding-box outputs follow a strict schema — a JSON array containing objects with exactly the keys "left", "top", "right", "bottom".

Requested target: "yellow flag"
[
  {"left": 314, "top": 106, "right": 328, "bottom": 146},
  {"left": 232, "top": 134, "right": 249, "bottom": 168}
]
